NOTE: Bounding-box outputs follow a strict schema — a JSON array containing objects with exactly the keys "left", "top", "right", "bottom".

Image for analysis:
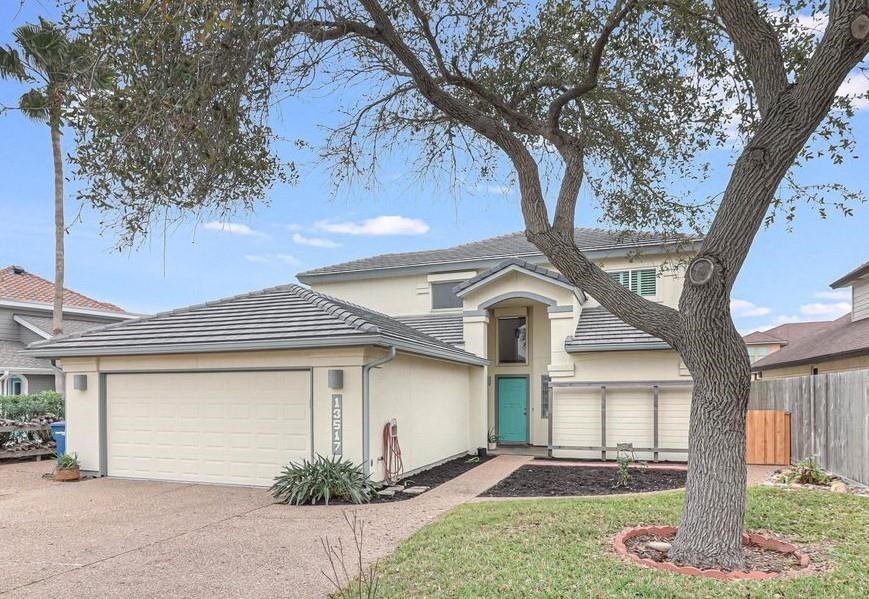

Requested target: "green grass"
[{"left": 371, "top": 487, "right": 868, "bottom": 598}]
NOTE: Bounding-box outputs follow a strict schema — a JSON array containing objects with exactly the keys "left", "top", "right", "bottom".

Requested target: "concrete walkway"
[{"left": 0, "top": 455, "right": 530, "bottom": 599}]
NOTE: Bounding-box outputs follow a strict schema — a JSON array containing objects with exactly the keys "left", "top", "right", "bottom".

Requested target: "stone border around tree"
[{"left": 613, "top": 526, "right": 811, "bottom": 581}]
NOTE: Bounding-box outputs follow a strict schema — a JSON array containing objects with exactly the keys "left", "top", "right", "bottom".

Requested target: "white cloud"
[
  {"left": 244, "top": 254, "right": 301, "bottom": 266},
  {"left": 203, "top": 221, "right": 265, "bottom": 237},
  {"left": 292, "top": 233, "right": 341, "bottom": 248},
  {"left": 730, "top": 299, "right": 771, "bottom": 318},
  {"left": 486, "top": 185, "right": 513, "bottom": 195},
  {"left": 285, "top": 224, "right": 304, "bottom": 232},
  {"left": 316, "top": 215, "right": 430, "bottom": 236},
  {"left": 799, "top": 301, "right": 850, "bottom": 318},
  {"left": 814, "top": 289, "right": 850, "bottom": 301}
]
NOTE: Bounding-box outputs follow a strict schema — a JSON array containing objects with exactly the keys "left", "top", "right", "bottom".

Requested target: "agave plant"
[
  {"left": 271, "top": 455, "right": 376, "bottom": 506},
  {"left": 56, "top": 452, "right": 79, "bottom": 470}
]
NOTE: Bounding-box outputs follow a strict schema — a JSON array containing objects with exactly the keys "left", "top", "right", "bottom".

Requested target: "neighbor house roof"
[
  {"left": 830, "top": 260, "right": 869, "bottom": 289},
  {"left": 0, "top": 340, "right": 57, "bottom": 372},
  {"left": 742, "top": 321, "right": 830, "bottom": 346},
  {"left": 13, "top": 315, "right": 107, "bottom": 339},
  {"left": 297, "top": 228, "right": 699, "bottom": 281},
  {"left": 566, "top": 306, "right": 670, "bottom": 352},
  {"left": 0, "top": 265, "right": 125, "bottom": 314},
  {"left": 752, "top": 314, "right": 869, "bottom": 371},
  {"left": 25, "top": 284, "right": 485, "bottom": 365},
  {"left": 395, "top": 314, "right": 464, "bottom": 346}
]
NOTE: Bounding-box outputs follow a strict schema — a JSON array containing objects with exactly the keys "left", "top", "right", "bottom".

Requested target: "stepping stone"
[
  {"left": 377, "top": 489, "right": 396, "bottom": 497},
  {"left": 385, "top": 486, "right": 404, "bottom": 492},
  {"left": 401, "top": 486, "right": 430, "bottom": 495}
]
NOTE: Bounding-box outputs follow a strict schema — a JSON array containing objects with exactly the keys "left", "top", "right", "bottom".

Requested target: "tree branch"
[
  {"left": 712, "top": 0, "right": 789, "bottom": 118},
  {"left": 546, "top": 0, "right": 638, "bottom": 130}
]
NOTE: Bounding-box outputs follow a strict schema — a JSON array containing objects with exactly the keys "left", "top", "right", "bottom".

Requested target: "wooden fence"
[{"left": 750, "top": 369, "right": 869, "bottom": 485}]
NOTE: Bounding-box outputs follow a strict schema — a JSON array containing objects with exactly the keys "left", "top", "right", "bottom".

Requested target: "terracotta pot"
[{"left": 55, "top": 467, "right": 80, "bottom": 482}]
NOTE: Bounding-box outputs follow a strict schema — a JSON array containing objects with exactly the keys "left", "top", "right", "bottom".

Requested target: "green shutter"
[
  {"left": 609, "top": 270, "right": 630, "bottom": 288},
  {"left": 637, "top": 269, "right": 656, "bottom": 296}
]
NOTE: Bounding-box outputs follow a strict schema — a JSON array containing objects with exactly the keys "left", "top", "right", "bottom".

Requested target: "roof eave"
[
  {"left": 566, "top": 341, "right": 672, "bottom": 353},
  {"left": 751, "top": 346, "right": 869, "bottom": 372},
  {"left": 830, "top": 262, "right": 869, "bottom": 289},
  {"left": 0, "top": 298, "right": 134, "bottom": 320}
]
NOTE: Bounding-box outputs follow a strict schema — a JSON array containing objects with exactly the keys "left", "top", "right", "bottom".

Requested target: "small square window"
[{"left": 431, "top": 281, "right": 462, "bottom": 309}]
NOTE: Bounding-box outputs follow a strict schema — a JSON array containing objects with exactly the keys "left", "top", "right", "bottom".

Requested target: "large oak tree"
[{"left": 66, "top": 0, "right": 868, "bottom": 569}]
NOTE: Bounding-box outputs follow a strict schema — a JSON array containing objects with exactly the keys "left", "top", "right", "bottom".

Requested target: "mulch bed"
[
  {"left": 624, "top": 532, "right": 802, "bottom": 575},
  {"left": 369, "top": 455, "right": 493, "bottom": 503},
  {"left": 480, "top": 465, "right": 686, "bottom": 497}
]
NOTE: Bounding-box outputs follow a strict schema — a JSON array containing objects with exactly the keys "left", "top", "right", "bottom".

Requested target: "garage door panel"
[{"left": 107, "top": 370, "right": 311, "bottom": 486}]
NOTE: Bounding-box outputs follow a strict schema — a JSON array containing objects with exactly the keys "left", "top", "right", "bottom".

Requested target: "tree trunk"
[
  {"left": 50, "top": 89, "right": 64, "bottom": 337},
  {"left": 669, "top": 272, "right": 752, "bottom": 570}
]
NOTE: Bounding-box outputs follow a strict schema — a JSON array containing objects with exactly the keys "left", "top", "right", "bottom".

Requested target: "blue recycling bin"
[{"left": 50, "top": 421, "right": 66, "bottom": 460}]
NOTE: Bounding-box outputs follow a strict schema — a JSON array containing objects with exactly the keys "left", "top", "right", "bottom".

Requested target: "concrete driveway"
[{"left": 0, "top": 456, "right": 528, "bottom": 598}]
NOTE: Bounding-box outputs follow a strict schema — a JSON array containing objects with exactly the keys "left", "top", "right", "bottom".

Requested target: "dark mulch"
[
  {"left": 369, "top": 455, "right": 493, "bottom": 503},
  {"left": 625, "top": 533, "right": 802, "bottom": 573},
  {"left": 480, "top": 465, "right": 686, "bottom": 497}
]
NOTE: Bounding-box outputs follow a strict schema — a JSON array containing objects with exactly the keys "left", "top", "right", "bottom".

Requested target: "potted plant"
[
  {"left": 55, "top": 452, "right": 80, "bottom": 482},
  {"left": 487, "top": 428, "right": 498, "bottom": 451}
]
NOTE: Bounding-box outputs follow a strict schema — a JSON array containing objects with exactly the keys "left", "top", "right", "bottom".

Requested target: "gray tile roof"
[
  {"left": 752, "top": 313, "right": 869, "bottom": 371},
  {"left": 26, "top": 285, "right": 485, "bottom": 365},
  {"left": 395, "top": 314, "right": 464, "bottom": 346},
  {"left": 566, "top": 306, "right": 670, "bottom": 352},
  {"left": 14, "top": 315, "right": 109, "bottom": 338},
  {"left": 453, "top": 258, "right": 573, "bottom": 295},
  {"left": 0, "top": 339, "right": 56, "bottom": 370},
  {"left": 298, "top": 228, "right": 697, "bottom": 280}
]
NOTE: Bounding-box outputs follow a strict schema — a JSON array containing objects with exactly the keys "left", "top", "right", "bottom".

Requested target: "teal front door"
[{"left": 497, "top": 376, "right": 529, "bottom": 443}]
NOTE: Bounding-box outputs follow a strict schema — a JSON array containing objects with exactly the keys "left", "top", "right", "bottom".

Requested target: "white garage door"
[
  {"left": 551, "top": 385, "right": 691, "bottom": 462},
  {"left": 106, "top": 370, "right": 311, "bottom": 486}
]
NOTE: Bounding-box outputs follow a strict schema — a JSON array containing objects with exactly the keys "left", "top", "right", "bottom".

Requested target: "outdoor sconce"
[
  {"left": 73, "top": 374, "right": 88, "bottom": 391},
  {"left": 327, "top": 369, "right": 344, "bottom": 390}
]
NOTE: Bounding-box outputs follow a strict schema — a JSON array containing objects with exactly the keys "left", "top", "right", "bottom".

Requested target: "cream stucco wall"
[
  {"left": 58, "top": 347, "right": 481, "bottom": 482},
  {"left": 368, "top": 352, "right": 478, "bottom": 481}
]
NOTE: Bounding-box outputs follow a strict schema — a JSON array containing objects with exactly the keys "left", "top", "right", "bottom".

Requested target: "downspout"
[{"left": 362, "top": 346, "right": 396, "bottom": 477}]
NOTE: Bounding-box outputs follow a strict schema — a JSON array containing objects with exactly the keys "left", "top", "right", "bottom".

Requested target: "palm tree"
[{"left": 1, "top": 19, "right": 102, "bottom": 335}]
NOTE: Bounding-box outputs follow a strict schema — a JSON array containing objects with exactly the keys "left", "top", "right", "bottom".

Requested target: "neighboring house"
[
  {"left": 743, "top": 321, "right": 831, "bottom": 363},
  {"left": 753, "top": 260, "right": 869, "bottom": 378},
  {"left": 0, "top": 265, "right": 131, "bottom": 395},
  {"left": 27, "top": 229, "right": 700, "bottom": 486}
]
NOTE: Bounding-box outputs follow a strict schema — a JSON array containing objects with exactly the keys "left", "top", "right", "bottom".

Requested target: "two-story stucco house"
[{"left": 27, "top": 229, "right": 698, "bottom": 486}]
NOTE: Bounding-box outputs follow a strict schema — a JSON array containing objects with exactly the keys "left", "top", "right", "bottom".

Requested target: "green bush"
[
  {"left": 783, "top": 458, "right": 832, "bottom": 486},
  {"left": 0, "top": 391, "right": 64, "bottom": 421},
  {"left": 270, "top": 455, "right": 376, "bottom": 505}
]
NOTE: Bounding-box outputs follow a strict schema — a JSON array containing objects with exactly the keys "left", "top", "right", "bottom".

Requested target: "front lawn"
[{"left": 370, "top": 487, "right": 868, "bottom": 598}]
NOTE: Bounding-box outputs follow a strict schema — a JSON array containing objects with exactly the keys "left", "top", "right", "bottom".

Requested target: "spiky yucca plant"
[{"left": 271, "top": 455, "right": 376, "bottom": 506}]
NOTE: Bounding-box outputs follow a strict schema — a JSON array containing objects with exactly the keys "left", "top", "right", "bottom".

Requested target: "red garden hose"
[{"left": 382, "top": 422, "right": 404, "bottom": 485}]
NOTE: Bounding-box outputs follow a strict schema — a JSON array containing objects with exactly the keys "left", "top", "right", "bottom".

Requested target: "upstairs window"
[
  {"left": 498, "top": 317, "right": 528, "bottom": 364},
  {"left": 609, "top": 268, "right": 657, "bottom": 297},
  {"left": 431, "top": 281, "right": 463, "bottom": 309}
]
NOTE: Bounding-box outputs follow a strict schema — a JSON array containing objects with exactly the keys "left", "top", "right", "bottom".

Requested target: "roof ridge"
[{"left": 288, "top": 286, "right": 380, "bottom": 333}]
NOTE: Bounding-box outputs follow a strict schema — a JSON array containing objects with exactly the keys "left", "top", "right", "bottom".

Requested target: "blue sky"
[{"left": 1, "top": 3, "right": 866, "bottom": 333}]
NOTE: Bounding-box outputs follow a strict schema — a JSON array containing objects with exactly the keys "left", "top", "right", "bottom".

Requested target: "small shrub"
[
  {"left": 57, "top": 453, "right": 79, "bottom": 470},
  {"left": 782, "top": 458, "right": 832, "bottom": 486},
  {"left": 271, "top": 455, "right": 376, "bottom": 505},
  {"left": 615, "top": 454, "right": 632, "bottom": 487}
]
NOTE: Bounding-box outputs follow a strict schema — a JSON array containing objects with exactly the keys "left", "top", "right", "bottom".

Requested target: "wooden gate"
[{"left": 746, "top": 410, "right": 791, "bottom": 465}]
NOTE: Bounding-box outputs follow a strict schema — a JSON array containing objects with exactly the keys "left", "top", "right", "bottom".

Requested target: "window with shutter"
[{"left": 608, "top": 268, "right": 657, "bottom": 297}]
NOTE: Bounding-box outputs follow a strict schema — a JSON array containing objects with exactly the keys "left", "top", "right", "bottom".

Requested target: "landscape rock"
[
  {"left": 401, "top": 485, "right": 430, "bottom": 496},
  {"left": 830, "top": 481, "right": 849, "bottom": 494},
  {"left": 376, "top": 489, "right": 396, "bottom": 497},
  {"left": 647, "top": 541, "right": 672, "bottom": 553}
]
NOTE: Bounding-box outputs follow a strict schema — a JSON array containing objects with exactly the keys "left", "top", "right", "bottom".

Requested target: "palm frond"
[
  {"left": 19, "top": 89, "right": 50, "bottom": 123},
  {"left": 0, "top": 46, "right": 28, "bottom": 81},
  {"left": 13, "top": 19, "right": 70, "bottom": 78}
]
